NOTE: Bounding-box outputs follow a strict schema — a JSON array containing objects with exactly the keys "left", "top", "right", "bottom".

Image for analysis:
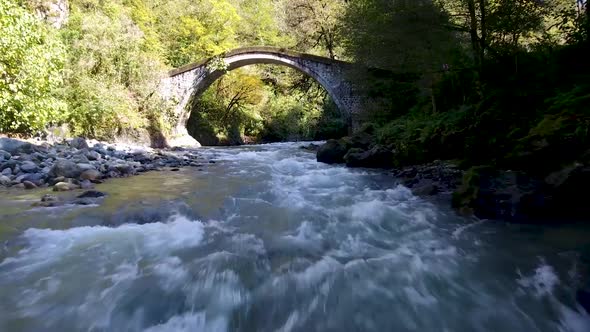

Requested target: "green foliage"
[
  {"left": 0, "top": 0, "right": 66, "bottom": 134},
  {"left": 60, "top": 0, "right": 167, "bottom": 139}
]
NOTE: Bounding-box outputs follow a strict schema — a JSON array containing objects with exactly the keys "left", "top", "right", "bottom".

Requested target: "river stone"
[
  {"left": 23, "top": 181, "right": 37, "bottom": 189},
  {"left": 20, "top": 161, "right": 38, "bottom": 173},
  {"left": 0, "top": 175, "right": 10, "bottom": 186},
  {"left": 1, "top": 168, "right": 11, "bottom": 176},
  {"left": 80, "top": 169, "right": 102, "bottom": 181},
  {"left": 0, "top": 150, "right": 11, "bottom": 161},
  {"left": 53, "top": 182, "right": 80, "bottom": 191},
  {"left": 1, "top": 159, "right": 19, "bottom": 171},
  {"left": 21, "top": 173, "right": 46, "bottom": 186},
  {"left": 69, "top": 137, "right": 89, "bottom": 149},
  {"left": 49, "top": 160, "right": 82, "bottom": 178}
]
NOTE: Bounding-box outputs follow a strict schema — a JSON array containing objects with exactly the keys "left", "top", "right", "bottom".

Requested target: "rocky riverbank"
[
  {"left": 0, "top": 137, "right": 208, "bottom": 197},
  {"left": 315, "top": 127, "right": 590, "bottom": 224}
]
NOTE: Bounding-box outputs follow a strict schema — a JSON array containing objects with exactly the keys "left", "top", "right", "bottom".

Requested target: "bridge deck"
[{"left": 167, "top": 47, "right": 350, "bottom": 77}]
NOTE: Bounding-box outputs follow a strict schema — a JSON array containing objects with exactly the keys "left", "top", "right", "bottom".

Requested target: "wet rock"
[
  {"left": 49, "top": 160, "right": 82, "bottom": 178},
  {"left": 53, "top": 182, "right": 80, "bottom": 192},
  {"left": 80, "top": 169, "right": 102, "bottom": 182},
  {"left": 1, "top": 167, "right": 11, "bottom": 176},
  {"left": 317, "top": 139, "right": 349, "bottom": 164},
  {"left": 69, "top": 137, "right": 89, "bottom": 149},
  {"left": 22, "top": 181, "right": 37, "bottom": 189},
  {"left": 344, "top": 145, "right": 394, "bottom": 168},
  {"left": 77, "top": 190, "right": 106, "bottom": 198},
  {"left": 20, "top": 161, "right": 38, "bottom": 173}
]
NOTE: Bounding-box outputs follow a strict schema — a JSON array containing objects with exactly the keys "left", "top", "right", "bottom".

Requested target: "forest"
[{"left": 1, "top": 0, "right": 589, "bottom": 155}]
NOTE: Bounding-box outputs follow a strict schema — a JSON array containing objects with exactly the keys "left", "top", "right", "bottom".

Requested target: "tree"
[
  {"left": 0, "top": 0, "right": 66, "bottom": 134},
  {"left": 283, "top": 0, "right": 346, "bottom": 58}
]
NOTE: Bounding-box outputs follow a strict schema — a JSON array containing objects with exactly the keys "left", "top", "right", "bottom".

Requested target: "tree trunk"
[{"left": 466, "top": 0, "right": 481, "bottom": 68}]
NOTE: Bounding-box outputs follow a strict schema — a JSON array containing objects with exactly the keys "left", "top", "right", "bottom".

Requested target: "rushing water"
[{"left": 1, "top": 142, "right": 590, "bottom": 331}]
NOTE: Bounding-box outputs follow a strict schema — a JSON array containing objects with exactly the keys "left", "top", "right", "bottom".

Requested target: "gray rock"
[
  {"left": 80, "top": 169, "right": 102, "bottom": 181},
  {"left": 23, "top": 181, "right": 37, "bottom": 189},
  {"left": 20, "top": 161, "right": 38, "bottom": 173},
  {"left": 22, "top": 173, "right": 46, "bottom": 186},
  {"left": 86, "top": 151, "right": 101, "bottom": 161},
  {"left": 49, "top": 160, "right": 82, "bottom": 178},
  {"left": 1, "top": 159, "right": 19, "bottom": 171},
  {"left": 0, "top": 175, "right": 11, "bottom": 186},
  {"left": 69, "top": 137, "right": 89, "bottom": 149},
  {"left": 15, "top": 174, "right": 27, "bottom": 183},
  {"left": 110, "top": 163, "right": 135, "bottom": 175},
  {"left": 1, "top": 168, "right": 11, "bottom": 176},
  {"left": 0, "top": 150, "right": 11, "bottom": 161},
  {"left": 72, "top": 155, "right": 90, "bottom": 164}
]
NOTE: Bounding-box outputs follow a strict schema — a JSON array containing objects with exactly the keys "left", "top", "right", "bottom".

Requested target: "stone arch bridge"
[{"left": 159, "top": 47, "right": 364, "bottom": 144}]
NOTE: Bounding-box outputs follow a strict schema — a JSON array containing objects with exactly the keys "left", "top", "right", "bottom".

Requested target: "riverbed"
[{"left": 1, "top": 142, "right": 589, "bottom": 331}]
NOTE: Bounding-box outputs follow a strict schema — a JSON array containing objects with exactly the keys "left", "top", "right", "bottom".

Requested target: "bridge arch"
[{"left": 159, "top": 47, "right": 362, "bottom": 144}]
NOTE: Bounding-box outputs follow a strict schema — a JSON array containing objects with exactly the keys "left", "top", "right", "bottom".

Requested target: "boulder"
[
  {"left": 69, "top": 137, "right": 89, "bottom": 149},
  {"left": 20, "top": 161, "right": 38, "bottom": 173},
  {"left": 317, "top": 139, "right": 350, "bottom": 164},
  {"left": 1, "top": 168, "right": 11, "bottom": 176},
  {"left": 344, "top": 145, "right": 394, "bottom": 168},
  {"left": 49, "top": 160, "right": 82, "bottom": 178}
]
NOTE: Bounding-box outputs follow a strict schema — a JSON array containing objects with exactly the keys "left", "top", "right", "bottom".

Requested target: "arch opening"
[{"left": 184, "top": 62, "right": 348, "bottom": 146}]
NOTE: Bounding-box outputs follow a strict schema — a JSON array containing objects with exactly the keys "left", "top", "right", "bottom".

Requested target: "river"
[{"left": 1, "top": 142, "right": 589, "bottom": 331}]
